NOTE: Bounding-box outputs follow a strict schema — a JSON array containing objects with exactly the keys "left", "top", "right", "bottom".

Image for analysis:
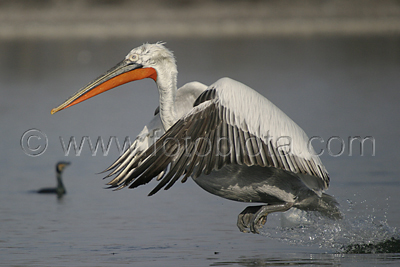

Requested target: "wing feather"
[{"left": 104, "top": 77, "right": 330, "bottom": 195}]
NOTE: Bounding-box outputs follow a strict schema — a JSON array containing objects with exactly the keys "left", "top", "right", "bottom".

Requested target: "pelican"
[
  {"left": 51, "top": 43, "right": 341, "bottom": 233},
  {"left": 37, "top": 161, "right": 70, "bottom": 198}
]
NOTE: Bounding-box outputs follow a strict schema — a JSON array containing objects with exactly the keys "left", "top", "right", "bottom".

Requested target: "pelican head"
[{"left": 51, "top": 42, "right": 177, "bottom": 115}]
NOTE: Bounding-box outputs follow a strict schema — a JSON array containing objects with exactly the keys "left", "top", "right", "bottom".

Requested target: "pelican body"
[
  {"left": 37, "top": 161, "right": 70, "bottom": 198},
  {"left": 52, "top": 43, "right": 341, "bottom": 233}
]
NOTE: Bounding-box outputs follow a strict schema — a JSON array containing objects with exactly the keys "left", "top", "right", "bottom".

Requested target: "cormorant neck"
[{"left": 56, "top": 171, "right": 66, "bottom": 195}]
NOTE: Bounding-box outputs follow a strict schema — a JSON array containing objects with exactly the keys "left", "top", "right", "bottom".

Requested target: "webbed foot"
[{"left": 237, "top": 202, "right": 294, "bottom": 234}]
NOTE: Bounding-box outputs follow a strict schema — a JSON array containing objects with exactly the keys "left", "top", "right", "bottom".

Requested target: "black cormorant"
[{"left": 37, "top": 161, "right": 70, "bottom": 198}]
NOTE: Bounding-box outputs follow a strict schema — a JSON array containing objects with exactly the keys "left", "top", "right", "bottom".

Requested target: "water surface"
[{"left": 1, "top": 36, "right": 399, "bottom": 266}]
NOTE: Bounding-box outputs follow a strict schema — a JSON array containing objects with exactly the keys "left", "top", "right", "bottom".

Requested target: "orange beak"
[{"left": 51, "top": 60, "right": 157, "bottom": 114}]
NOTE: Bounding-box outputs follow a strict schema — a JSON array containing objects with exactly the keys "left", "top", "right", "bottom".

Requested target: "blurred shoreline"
[{"left": 1, "top": 0, "right": 400, "bottom": 39}]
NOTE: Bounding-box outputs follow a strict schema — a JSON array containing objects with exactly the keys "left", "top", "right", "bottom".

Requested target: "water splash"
[{"left": 260, "top": 199, "right": 400, "bottom": 254}]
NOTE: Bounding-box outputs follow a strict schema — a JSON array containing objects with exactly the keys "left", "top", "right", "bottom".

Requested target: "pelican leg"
[
  {"left": 237, "top": 202, "right": 294, "bottom": 234},
  {"left": 237, "top": 205, "right": 264, "bottom": 233}
]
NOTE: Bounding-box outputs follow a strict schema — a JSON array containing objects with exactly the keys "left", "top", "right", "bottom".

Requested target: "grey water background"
[{"left": 1, "top": 35, "right": 400, "bottom": 266}]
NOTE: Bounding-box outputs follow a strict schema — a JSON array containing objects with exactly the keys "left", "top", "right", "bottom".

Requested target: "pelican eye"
[{"left": 128, "top": 54, "right": 138, "bottom": 62}]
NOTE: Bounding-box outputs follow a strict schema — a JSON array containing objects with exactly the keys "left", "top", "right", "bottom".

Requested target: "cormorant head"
[{"left": 56, "top": 161, "right": 70, "bottom": 174}]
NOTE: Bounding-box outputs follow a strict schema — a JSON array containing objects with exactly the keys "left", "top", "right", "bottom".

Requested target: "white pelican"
[
  {"left": 52, "top": 42, "right": 341, "bottom": 233},
  {"left": 37, "top": 161, "right": 70, "bottom": 198}
]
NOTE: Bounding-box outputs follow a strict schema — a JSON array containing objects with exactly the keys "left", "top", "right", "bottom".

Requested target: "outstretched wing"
[
  {"left": 103, "top": 112, "right": 165, "bottom": 184},
  {"left": 104, "top": 81, "right": 207, "bottom": 188},
  {"left": 105, "top": 77, "right": 329, "bottom": 195}
]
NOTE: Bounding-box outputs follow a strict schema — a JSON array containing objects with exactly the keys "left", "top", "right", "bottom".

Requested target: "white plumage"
[{"left": 52, "top": 42, "right": 341, "bottom": 234}]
